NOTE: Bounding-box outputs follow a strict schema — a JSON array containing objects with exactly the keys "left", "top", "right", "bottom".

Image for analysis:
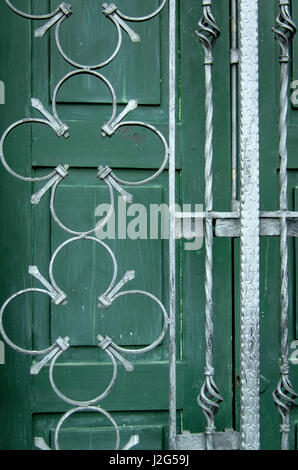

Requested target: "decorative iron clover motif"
[{"left": 1, "top": 0, "right": 169, "bottom": 450}]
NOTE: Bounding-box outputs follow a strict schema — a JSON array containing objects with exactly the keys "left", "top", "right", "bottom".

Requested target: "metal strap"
[{"left": 196, "top": 0, "right": 223, "bottom": 451}]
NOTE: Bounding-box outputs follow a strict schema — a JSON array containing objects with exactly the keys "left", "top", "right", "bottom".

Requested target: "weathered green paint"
[{"left": 0, "top": 0, "right": 298, "bottom": 450}]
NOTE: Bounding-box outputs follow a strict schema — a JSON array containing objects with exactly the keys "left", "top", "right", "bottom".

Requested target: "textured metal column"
[
  {"left": 239, "top": 0, "right": 260, "bottom": 450},
  {"left": 168, "top": 0, "right": 177, "bottom": 450},
  {"left": 272, "top": 0, "right": 297, "bottom": 451}
]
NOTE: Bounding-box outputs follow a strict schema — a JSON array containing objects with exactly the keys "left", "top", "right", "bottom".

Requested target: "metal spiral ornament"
[
  {"left": 272, "top": 0, "right": 298, "bottom": 451},
  {"left": 195, "top": 0, "right": 223, "bottom": 450}
]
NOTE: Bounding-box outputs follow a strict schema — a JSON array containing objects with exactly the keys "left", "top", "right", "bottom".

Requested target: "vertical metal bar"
[
  {"left": 196, "top": 1, "right": 222, "bottom": 451},
  {"left": 168, "top": 0, "right": 177, "bottom": 450},
  {"left": 272, "top": 0, "right": 297, "bottom": 451},
  {"left": 239, "top": 0, "right": 260, "bottom": 450},
  {"left": 230, "top": 0, "right": 239, "bottom": 210}
]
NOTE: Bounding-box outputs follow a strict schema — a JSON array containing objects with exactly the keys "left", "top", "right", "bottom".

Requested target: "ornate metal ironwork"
[
  {"left": 5, "top": 0, "right": 298, "bottom": 452},
  {"left": 1, "top": 0, "right": 169, "bottom": 451},
  {"left": 238, "top": 0, "right": 261, "bottom": 450},
  {"left": 195, "top": 0, "right": 223, "bottom": 451},
  {"left": 272, "top": 0, "right": 298, "bottom": 451}
]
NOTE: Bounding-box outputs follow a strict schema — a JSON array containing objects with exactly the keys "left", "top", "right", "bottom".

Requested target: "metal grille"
[{"left": 0, "top": 0, "right": 169, "bottom": 451}]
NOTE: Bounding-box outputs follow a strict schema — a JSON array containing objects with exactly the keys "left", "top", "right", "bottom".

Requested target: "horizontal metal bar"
[{"left": 175, "top": 430, "right": 240, "bottom": 450}]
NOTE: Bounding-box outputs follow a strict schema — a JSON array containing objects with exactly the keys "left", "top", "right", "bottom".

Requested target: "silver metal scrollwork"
[{"left": 5, "top": 1, "right": 72, "bottom": 38}]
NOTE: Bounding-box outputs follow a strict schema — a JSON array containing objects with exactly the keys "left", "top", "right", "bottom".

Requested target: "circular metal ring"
[
  {"left": 5, "top": 0, "right": 61, "bottom": 19},
  {"left": 0, "top": 288, "right": 55, "bottom": 356},
  {"left": 108, "top": 121, "right": 169, "bottom": 186},
  {"left": 52, "top": 69, "right": 117, "bottom": 130},
  {"left": 116, "top": 0, "right": 167, "bottom": 22},
  {"left": 50, "top": 175, "right": 115, "bottom": 236},
  {"left": 49, "top": 346, "right": 117, "bottom": 407},
  {"left": 105, "top": 290, "right": 169, "bottom": 355},
  {"left": 0, "top": 119, "right": 58, "bottom": 182},
  {"left": 54, "top": 406, "right": 120, "bottom": 450},
  {"left": 54, "top": 14, "right": 122, "bottom": 70},
  {"left": 49, "top": 236, "right": 118, "bottom": 301}
]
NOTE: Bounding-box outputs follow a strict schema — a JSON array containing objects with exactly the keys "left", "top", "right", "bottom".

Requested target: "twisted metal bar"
[
  {"left": 195, "top": 0, "right": 222, "bottom": 451},
  {"left": 109, "top": 1, "right": 167, "bottom": 22},
  {"left": 272, "top": 0, "right": 298, "bottom": 451},
  {"left": 49, "top": 172, "right": 115, "bottom": 237},
  {"left": 54, "top": 10, "right": 123, "bottom": 70}
]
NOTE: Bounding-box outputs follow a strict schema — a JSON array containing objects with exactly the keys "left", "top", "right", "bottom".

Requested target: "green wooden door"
[{"left": 0, "top": 0, "right": 297, "bottom": 451}]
